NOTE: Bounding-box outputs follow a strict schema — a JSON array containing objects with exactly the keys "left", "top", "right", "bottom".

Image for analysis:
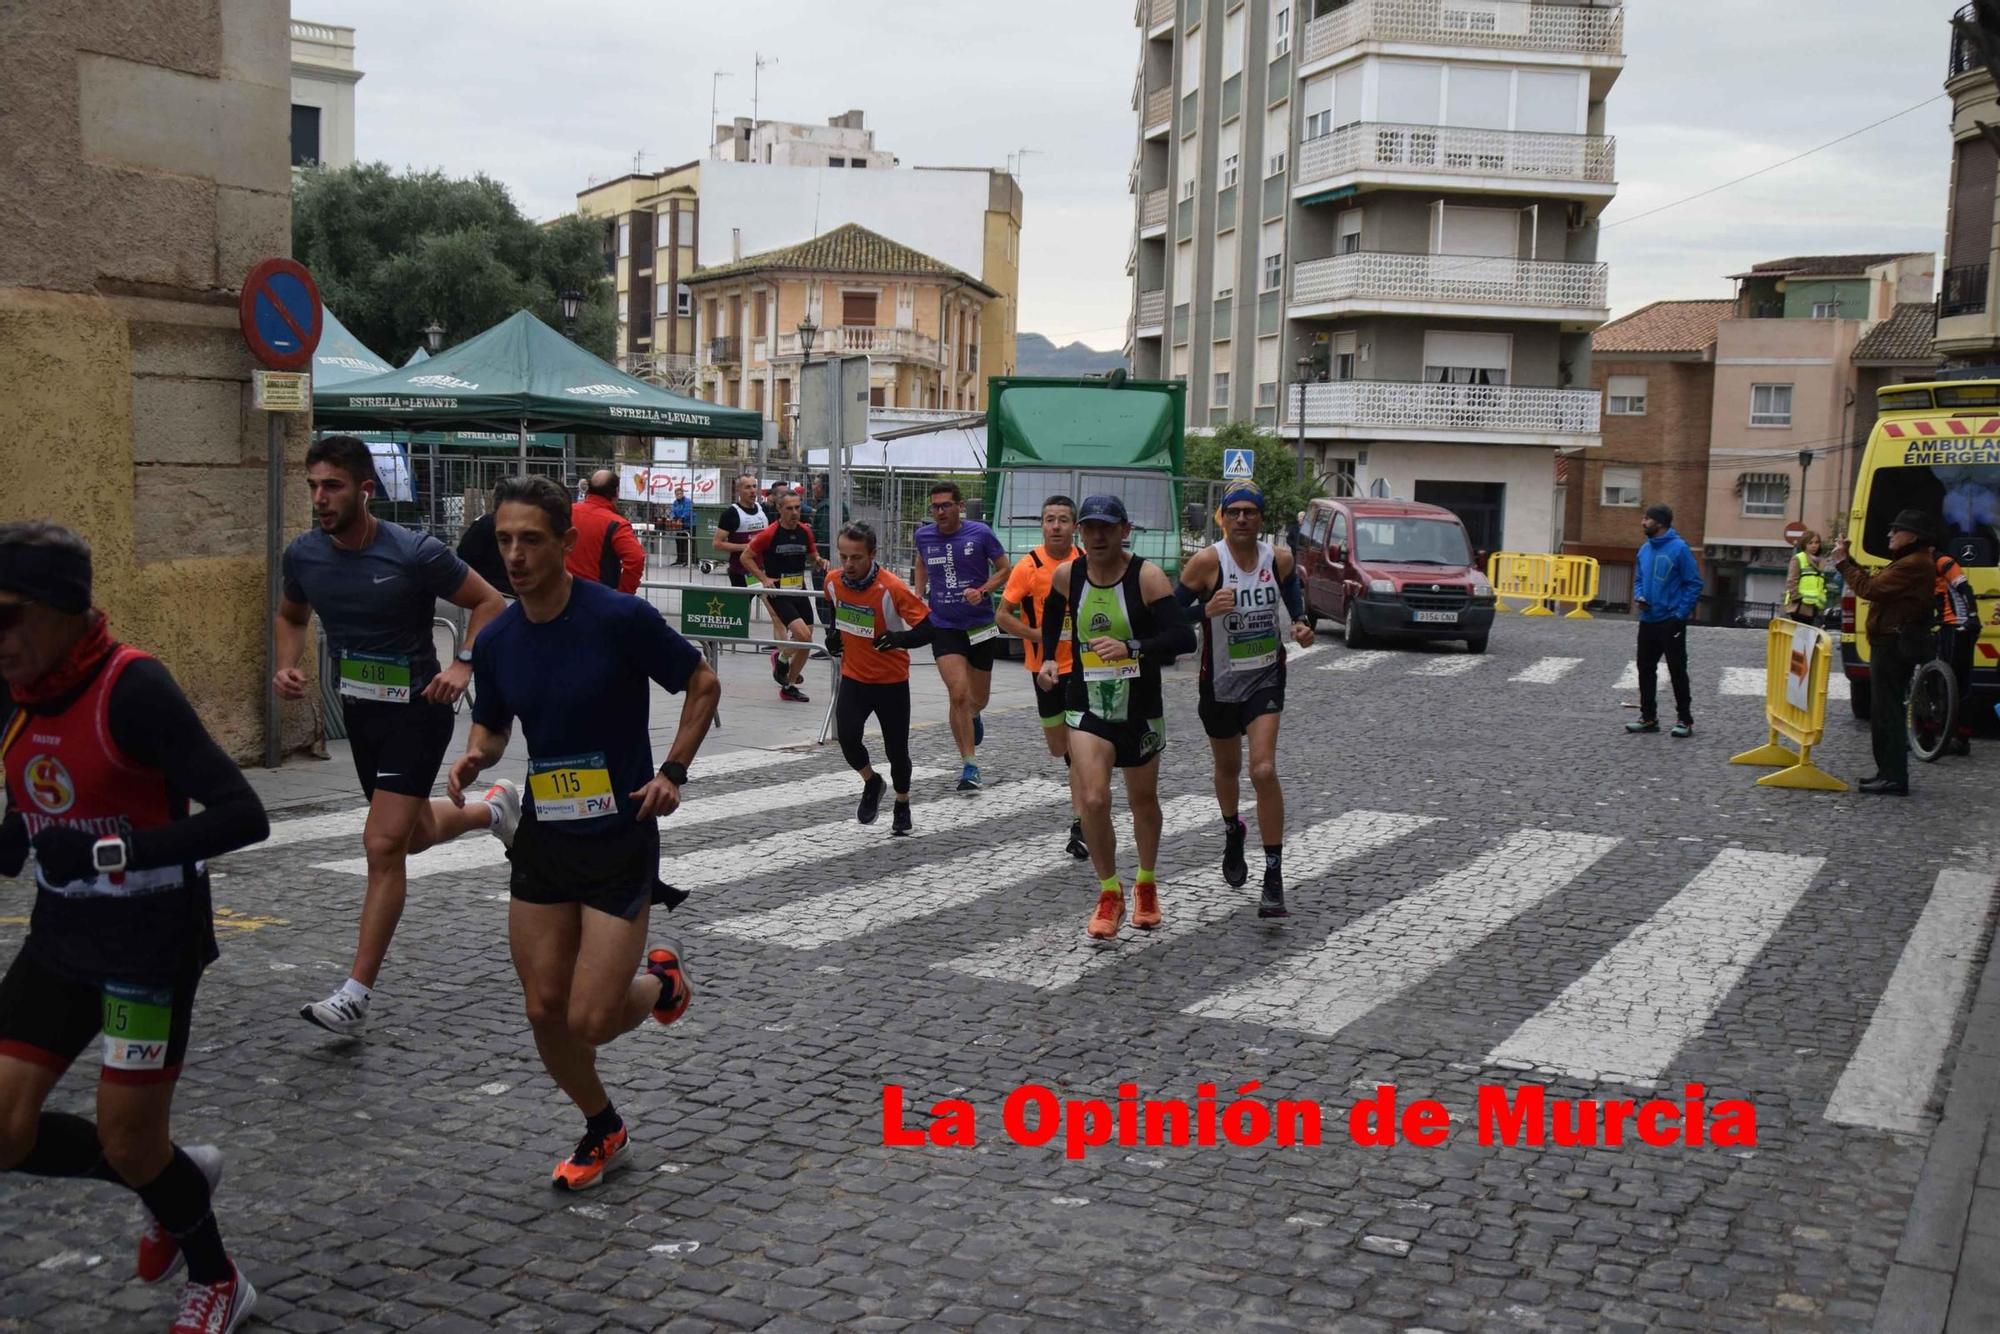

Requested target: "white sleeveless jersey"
[
  {"left": 730, "top": 503, "right": 770, "bottom": 542},
  {"left": 1202, "top": 539, "right": 1283, "bottom": 701}
]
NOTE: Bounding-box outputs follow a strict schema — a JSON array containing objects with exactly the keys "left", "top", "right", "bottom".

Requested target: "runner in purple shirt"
[{"left": 909, "top": 481, "right": 1011, "bottom": 791}]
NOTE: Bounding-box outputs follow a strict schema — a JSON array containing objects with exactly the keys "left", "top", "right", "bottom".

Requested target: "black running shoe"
[
  {"left": 1258, "top": 876, "right": 1289, "bottom": 919},
  {"left": 857, "top": 774, "right": 886, "bottom": 825},
  {"left": 771, "top": 651, "right": 786, "bottom": 684},
  {"left": 1064, "top": 819, "right": 1089, "bottom": 860},
  {"left": 891, "top": 801, "right": 912, "bottom": 836},
  {"left": 1222, "top": 820, "right": 1248, "bottom": 888},
  {"left": 779, "top": 684, "right": 811, "bottom": 704}
]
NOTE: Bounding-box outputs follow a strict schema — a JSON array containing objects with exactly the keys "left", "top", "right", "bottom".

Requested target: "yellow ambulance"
[{"left": 1840, "top": 379, "right": 2000, "bottom": 719}]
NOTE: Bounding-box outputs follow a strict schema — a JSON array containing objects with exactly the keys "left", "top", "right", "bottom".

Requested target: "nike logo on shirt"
[{"left": 373, "top": 575, "right": 397, "bottom": 584}]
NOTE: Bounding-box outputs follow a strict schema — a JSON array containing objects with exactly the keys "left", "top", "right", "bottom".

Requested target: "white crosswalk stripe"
[
  {"left": 1182, "top": 829, "right": 1620, "bottom": 1037},
  {"left": 1720, "top": 666, "right": 1765, "bottom": 696},
  {"left": 1317, "top": 650, "right": 1397, "bottom": 673},
  {"left": 933, "top": 810, "right": 1439, "bottom": 991},
  {"left": 1614, "top": 663, "right": 1638, "bottom": 691},
  {"left": 659, "top": 779, "right": 1069, "bottom": 891},
  {"left": 1511, "top": 656, "right": 1583, "bottom": 684},
  {"left": 1485, "top": 849, "right": 1824, "bottom": 1086},
  {"left": 705, "top": 793, "right": 1219, "bottom": 950},
  {"left": 1824, "top": 865, "right": 2000, "bottom": 1134},
  {"left": 310, "top": 768, "right": 944, "bottom": 879},
  {"left": 1409, "top": 654, "right": 1484, "bottom": 678}
]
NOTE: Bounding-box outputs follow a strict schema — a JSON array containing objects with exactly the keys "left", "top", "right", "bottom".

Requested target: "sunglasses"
[
  {"left": 930, "top": 501, "right": 958, "bottom": 511},
  {"left": 1223, "top": 507, "right": 1262, "bottom": 519},
  {"left": 0, "top": 600, "right": 35, "bottom": 631}
]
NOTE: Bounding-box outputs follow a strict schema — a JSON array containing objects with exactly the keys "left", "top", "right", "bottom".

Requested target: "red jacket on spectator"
[{"left": 566, "top": 492, "right": 645, "bottom": 593}]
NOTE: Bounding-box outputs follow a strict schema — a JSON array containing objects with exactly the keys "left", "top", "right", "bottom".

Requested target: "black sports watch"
[
  {"left": 1125, "top": 637, "right": 1142, "bottom": 660},
  {"left": 659, "top": 760, "right": 689, "bottom": 785},
  {"left": 455, "top": 647, "right": 474, "bottom": 664}
]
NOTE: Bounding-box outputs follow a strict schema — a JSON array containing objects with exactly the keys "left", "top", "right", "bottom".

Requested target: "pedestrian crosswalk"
[
  {"left": 241, "top": 740, "right": 1995, "bottom": 1141},
  {"left": 1313, "top": 648, "right": 1853, "bottom": 700}
]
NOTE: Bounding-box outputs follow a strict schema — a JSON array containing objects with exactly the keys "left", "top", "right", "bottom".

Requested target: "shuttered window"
[
  {"left": 841, "top": 291, "right": 877, "bottom": 327},
  {"left": 1951, "top": 137, "right": 1998, "bottom": 269}
]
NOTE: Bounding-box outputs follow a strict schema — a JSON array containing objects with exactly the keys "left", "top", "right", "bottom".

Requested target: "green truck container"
[{"left": 979, "top": 372, "right": 1188, "bottom": 575}]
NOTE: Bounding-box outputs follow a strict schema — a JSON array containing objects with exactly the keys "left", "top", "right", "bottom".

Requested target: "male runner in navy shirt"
[{"left": 447, "top": 476, "right": 719, "bottom": 1191}]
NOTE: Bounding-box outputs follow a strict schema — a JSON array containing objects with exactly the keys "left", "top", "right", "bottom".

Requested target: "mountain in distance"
[{"left": 1014, "top": 332, "right": 1127, "bottom": 377}]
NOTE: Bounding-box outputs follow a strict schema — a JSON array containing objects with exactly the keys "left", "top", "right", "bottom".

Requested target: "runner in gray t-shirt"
[{"left": 271, "top": 436, "right": 514, "bottom": 1040}]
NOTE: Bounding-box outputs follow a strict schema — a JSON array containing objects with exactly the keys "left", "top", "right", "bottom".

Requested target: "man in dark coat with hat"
[{"left": 1833, "top": 510, "right": 1939, "bottom": 795}]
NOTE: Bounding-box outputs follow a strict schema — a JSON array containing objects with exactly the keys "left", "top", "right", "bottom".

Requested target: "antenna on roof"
[
  {"left": 753, "top": 52, "right": 776, "bottom": 126},
  {"left": 1009, "top": 147, "right": 1041, "bottom": 182}
]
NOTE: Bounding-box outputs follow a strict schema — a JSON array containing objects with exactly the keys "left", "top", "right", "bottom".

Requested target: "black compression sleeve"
[
  {"left": 1280, "top": 568, "right": 1305, "bottom": 621},
  {"left": 107, "top": 658, "right": 270, "bottom": 869},
  {"left": 1171, "top": 581, "right": 1205, "bottom": 618},
  {"left": 1136, "top": 594, "right": 1197, "bottom": 661},
  {"left": 897, "top": 618, "right": 938, "bottom": 650},
  {"left": 1041, "top": 585, "right": 1069, "bottom": 665}
]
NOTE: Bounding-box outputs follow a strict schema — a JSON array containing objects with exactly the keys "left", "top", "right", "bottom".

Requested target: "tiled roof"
[
  {"left": 684, "top": 223, "right": 997, "bottom": 294},
  {"left": 1852, "top": 302, "right": 1942, "bottom": 364},
  {"left": 1592, "top": 300, "right": 1732, "bottom": 354},
  {"left": 1730, "top": 253, "right": 1929, "bottom": 279}
]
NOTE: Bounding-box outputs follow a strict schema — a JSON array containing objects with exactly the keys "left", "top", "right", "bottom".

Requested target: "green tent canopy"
[
  {"left": 310, "top": 307, "right": 395, "bottom": 387},
  {"left": 314, "top": 309, "right": 763, "bottom": 460}
]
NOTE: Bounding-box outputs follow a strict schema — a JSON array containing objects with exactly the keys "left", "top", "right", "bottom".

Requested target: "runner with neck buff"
[{"left": 824, "top": 523, "right": 936, "bottom": 835}]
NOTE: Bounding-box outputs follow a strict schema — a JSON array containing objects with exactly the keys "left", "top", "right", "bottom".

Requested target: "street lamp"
[
  {"left": 797, "top": 313, "right": 819, "bottom": 365},
  {"left": 559, "top": 287, "right": 581, "bottom": 335},
  {"left": 423, "top": 320, "right": 445, "bottom": 354},
  {"left": 1294, "top": 355, "right": 1313, "bottom": 491}
]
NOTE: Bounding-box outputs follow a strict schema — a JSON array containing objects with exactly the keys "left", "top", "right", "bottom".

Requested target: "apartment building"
[
  {"left": 1126, "top": 0, "right": 1621, "bottom": 554},
  {"left": 681, "top": 224, "right": 994, "bottom": 443},
  {"left": 577, "top": 112, "right": 1020, "bottom": 410},
  {"left": 290, "top": 19, "right": 361, "bottom": 170},
  {"left": 1566, "top": 300, "right": 1729, "bottom": 604},
  {"left": 1939, "top": 4, "right": 2000, "bottom": 366},
  {"left": 1701, "top": 253, "right": 1937, "bottom": 610}
]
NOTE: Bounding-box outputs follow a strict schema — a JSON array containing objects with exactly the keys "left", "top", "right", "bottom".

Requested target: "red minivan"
[{"left": 1298, "top": 497, "right": 1498, "bottom": 652}]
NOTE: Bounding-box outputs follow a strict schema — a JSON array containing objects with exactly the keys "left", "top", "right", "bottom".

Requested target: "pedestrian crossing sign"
[{"left": 1223, "top": 448, "right": 1255, "bottom": 480}]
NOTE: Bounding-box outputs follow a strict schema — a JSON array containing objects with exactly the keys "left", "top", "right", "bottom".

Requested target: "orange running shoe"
[
  {"left": 1086, "top": 889, "right": 1126, "bottom": 939},
  {"left": 1132, "top": 879, "right": 1162, "bottom": 930},
  {"left": 551, "top": 1124, "right": 629, "bottom": 1191},
  {"left": 646, "top": 942, "right": 693, "bottom": 1026}
]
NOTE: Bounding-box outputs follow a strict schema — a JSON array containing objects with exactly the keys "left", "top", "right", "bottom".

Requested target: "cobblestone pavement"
[{"left": 2, "top": 615, "right": 1995, "bottom": 1333}]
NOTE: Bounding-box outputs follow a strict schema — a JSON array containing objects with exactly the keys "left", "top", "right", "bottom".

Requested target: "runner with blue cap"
[{"left": 1173, "top": 481, "right": 1314, "bottom": 918}]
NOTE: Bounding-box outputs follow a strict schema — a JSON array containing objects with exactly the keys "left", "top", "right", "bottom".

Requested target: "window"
[
  {"left": 1332, "top": 330, "right": 1358, "bottom": 381},
  {"left": 1600, "top": 465, "right": 1642, "bottom": 508},
  {"left": 1179, "top": 134, "right": 1199, "bottom": 199},
  {"left": 841, "top": 291, "right": 878, "bottom": 327},
  {"left": 1750, "top": 383, "right": 1793, "bottom": 427},
  {"left": 1272, "top": 3, "right": 1291, "bottom": 57},
  {"left": 1265, "top": 104, "right": 1288, "bottom": 176},
  {"left": 850, "top": 159, "right": 867, "bottom": 168},
  {"left": 1213, "top": 370, "right": 1231, "bottom": 408},
  {"left": 1811, "top": 300, "right": 1840, "bottom": 318},
  {"left": 1303, "top": 74, "right": 1333, "bottom": 140},
  {"left": 1513, "top": 69, "right": 1585, "bottom": 135},
  {"left": 869, "top": 386, "right": 887, "bottom": 407},
  {"left": 1378, "top": 61, "right": 1443, "bottom": 124},
  {"left": 1422, "top": 330, "right": 1510, "bottom": 385},
  {"left": 1741, "top": 477, "right": 1789, "bottom": 518},
  {"left": 1223, "top": 7, "right": 1245, "bottom": 77},
  {"left": 829, "top": 157, "right": 847, "bottom": 168},
  {"left": 618, "top": 221, "right": 631, "bottom": 259},
  {"left": 1606, "top": 375, "right": 1648, "bottom": 416},
  {"left": 675, "top": 283, "right": 693, "bottom": 317},
  {"left": 1182, "top": 24, "right": 1202, "bottom": 90},
  {"left": 1257, "top": 381, "right": 1278, "bottom": 407},
  {"left": 1219, "top": 121, "right": 1240, "bottom": 190},
  {"left": 656, "top": 283, "right": 672, "bottom": 317},
  {"left": 1260, "top": 221, "right": 1284, "bottom": 291},
  {"left": 1263, "top": 253, "right": 1284, "bottom": 291},
  {"left": 1337, "top": 209, "right": 1363, "bottom": 254},
  {"left": 752, "top": 291, "right": 768, "bottom": 338},
  {"left": 616, "top": 292, "right": 628, "bottom": 324},
  {"left": 290, "top": 104, "right": 322, "bottom": 167}
]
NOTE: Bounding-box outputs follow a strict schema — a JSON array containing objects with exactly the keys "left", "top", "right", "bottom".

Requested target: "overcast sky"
[{"left": 329, "top": 0, "right": 1958, "bottom": 349}]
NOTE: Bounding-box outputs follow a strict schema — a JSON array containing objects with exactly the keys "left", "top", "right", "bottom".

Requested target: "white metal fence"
[
  {"left": 1291, "top": 252, "right": 1609, "bottom": 310},
  {"left": 1302, "top": 0, "right": 1624, "bottom": 62},
  {"left": 1296, "top": 121, "right": 1616, "bottom": 188}
]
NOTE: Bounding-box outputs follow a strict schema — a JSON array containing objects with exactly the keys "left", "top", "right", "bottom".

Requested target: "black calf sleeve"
[
  {"left": 12, "top": 1113, "right": 123, "bottom": 1184},
  {"left": 136, "top": 1148, "right": 230, "bottom": 1284}
]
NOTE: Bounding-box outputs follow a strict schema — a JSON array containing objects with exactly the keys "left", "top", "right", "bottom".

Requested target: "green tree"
[
  {"left": 1184, "top": 421, "right": 1323, "bottom": 530},
  {"left": 292, "top": 163, "right": 615, "bottom": 363}
]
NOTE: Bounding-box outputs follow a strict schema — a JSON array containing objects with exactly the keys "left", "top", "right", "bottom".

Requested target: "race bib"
[
  {"left": 338, "top": 651, "right": 412, "bottom": 703},
  {"left": 834, "top": 603, "right": 876, "bottom": 639},
  {"left": 775, "top": 574, "right": 805, "bottom": 590},
  {"left": 101, "top": 981, "right": 173, "bottom": 1073},
  {"left": 528, "top": 752, "right": 617, "bottom": 822},
  {"left": 1080, "top": 645, "right": 1140, "bottom": 682},
  {"left": 967, "top": 622, "right": 999, "bottom": 646},
  {"left": 1227, "top": 624, "right": 1278, "bottom": 671}
]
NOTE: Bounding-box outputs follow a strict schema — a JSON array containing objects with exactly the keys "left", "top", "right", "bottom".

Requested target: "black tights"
[{"left": 836, "top": 679, "right": 913, "bottom": 794}]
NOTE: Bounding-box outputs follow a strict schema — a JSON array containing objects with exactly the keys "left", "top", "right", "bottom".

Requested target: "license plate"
[{"left": 1413, "top": 609, "right": 1458, "bottom": 624}]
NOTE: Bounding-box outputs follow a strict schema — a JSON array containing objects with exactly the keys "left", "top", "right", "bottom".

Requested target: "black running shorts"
[
  {"left": 343, "top": 697, "right": 455, "bottom": 800},
  {"left": 1033, "top": 673, "right": 1071, "bottom": 729},
  {"left": 0, "top": 949, "right": 198, "bottom": 1085},
  {"left": 1068, "top": 711, "right": 1166, "bottom": 769},
  {"left": 507, "top": 815, "right": 663, "bottom": 920},
  {"left": 1197, "top": 677, "right": 1287, "bottom": 740},
  {"left": 931, "top": 626, "right": 999, "bottom": 672},
  {"left": 766, "top": 594, "right": 814, "bottom": 628}
]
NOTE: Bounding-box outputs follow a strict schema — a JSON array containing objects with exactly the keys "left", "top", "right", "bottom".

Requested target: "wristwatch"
[
  {"left": 1125, "top": 638, "right": 1143, "bottom": 660},
  {"left": 659, "top": 760, "right": 690, "bottom": 785},
  {"left": 455, "top": 647, "right": 474, "bottom": 664},
  {"left": 91, "top": 836, "right": 128, "bottom": 875}
]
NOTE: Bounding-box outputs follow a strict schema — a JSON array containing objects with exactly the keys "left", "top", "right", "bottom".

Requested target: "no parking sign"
[{"left": 238, "top": 258, "right": 323, "bottom": 371}]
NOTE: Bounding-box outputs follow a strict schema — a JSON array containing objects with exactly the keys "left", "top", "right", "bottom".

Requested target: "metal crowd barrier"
[
  {"left": 638, "top": 577, "right": 842, "bottom": 745},
  {"left": 1485, "top": 552, "right": 1600, "bottom": 618},
  {"left": 1728, "top": 618, "right": 1846, "bottom": 792}
]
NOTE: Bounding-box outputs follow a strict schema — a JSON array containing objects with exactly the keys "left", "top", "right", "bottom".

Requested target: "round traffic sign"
[
  {"left": 238, "top": 258, "right": 323, "bottom": 371},
  {"left": 1782, "top": 520, "right": 1806, "bottom": 544}
]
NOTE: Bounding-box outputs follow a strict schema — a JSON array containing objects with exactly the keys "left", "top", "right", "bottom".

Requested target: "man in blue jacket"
[{"left": 1626, "top": 503, "right": 1703, "bottom": 737}]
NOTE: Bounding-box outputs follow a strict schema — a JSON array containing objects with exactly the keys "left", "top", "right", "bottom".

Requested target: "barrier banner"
[
  {"left": 620, "top": 464, "right": 722, "bottom": 503},
  {"left": 677, "top": 588, "right": 753, "bottom": 639},
  {"left": 1784, "top": 622, "right": 1817, "bottom": 714}
]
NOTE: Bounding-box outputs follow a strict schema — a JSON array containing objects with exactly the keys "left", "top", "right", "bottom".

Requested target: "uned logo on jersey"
[{"left": 24, "top": 754, "right": 74, "bottom": 815}]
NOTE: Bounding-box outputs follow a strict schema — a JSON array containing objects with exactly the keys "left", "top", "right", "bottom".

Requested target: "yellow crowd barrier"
[
  {"left": 1485, "top": 553, "right": 1599, "bottom": 617},
  {"left": 1728, "top": 618, "right": 1847, "bottom": 792}
]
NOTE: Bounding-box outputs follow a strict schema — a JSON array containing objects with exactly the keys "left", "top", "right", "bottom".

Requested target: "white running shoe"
[
  {"left": 299, "top": 989, "right": 368, "bottom": 1038},
  {"left": 483, "top": 778, "right": 521, "bottom": 849},
  {"left": 136, "top": 1145, "right": 223, "bottom": 1283}
]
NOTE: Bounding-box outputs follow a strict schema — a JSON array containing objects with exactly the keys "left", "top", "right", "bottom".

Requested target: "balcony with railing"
[
  {"left": 1136, "top": 289, "right": 1167, "bottom": 331},
  {"left": 621, "top": 352, "right": 698, "bottom": 384},
  {"left": 1140, "top": 187, "right": 1169, "bottom": 232},
  {"left": 1941, "top": 262, "right": 1990, "bottom": 318},
  {"left": 771, "top": 326, "right": 943, "bottom": 363},
  {"left": 1302, "top": 0, "right": 1624, "bottom": 64},
  {"left": 1951, "top": 4, "right": 1983, "bottom": 80},
  {"left": 1144, "top": 85, "right": 1173, "bottom": 133},
  {"left": 1291, "top": 251, "right": 1609, "bottom": 316},
  {"left": 1296, "top": 121, "right": 1615, "bottom": 193},
  {"left": 1282, "top": 378, "right": 1600, "bottom": 440},
  {"left": 704, "top": 336, "right": 740, "bottom": 365}
]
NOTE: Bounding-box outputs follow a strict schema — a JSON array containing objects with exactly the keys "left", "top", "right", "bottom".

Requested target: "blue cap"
[
  {"left": 1220, "top": 481, "right": 1265, "bottom": 512},
  {"left": 1076, "top": 494, "right": 1129, "bottom": 525}
]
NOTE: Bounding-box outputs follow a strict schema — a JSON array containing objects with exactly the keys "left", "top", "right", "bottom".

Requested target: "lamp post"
[
  {"left": 797, "top": 312, "right": 819, "bottom": 366},
  {"left": 559, "top": 288, "right": 581, "bottom": 337},
  {"left": 1294, "top": 355, "right": 1313, "bottom": 491},
  {"left": 1797, "top": 447, "right": 1813, "bottom": 523},
  {"left": 423, "top": 320, "right": 445, "bottom": 355},
  {"left": 797, "top": 312, "right": 823, "bottom": 529}
]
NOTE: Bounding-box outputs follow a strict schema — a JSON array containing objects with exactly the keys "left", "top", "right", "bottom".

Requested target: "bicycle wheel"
[{"left": 1906, "top": 659, "right": 1958, "bottom": 763}]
